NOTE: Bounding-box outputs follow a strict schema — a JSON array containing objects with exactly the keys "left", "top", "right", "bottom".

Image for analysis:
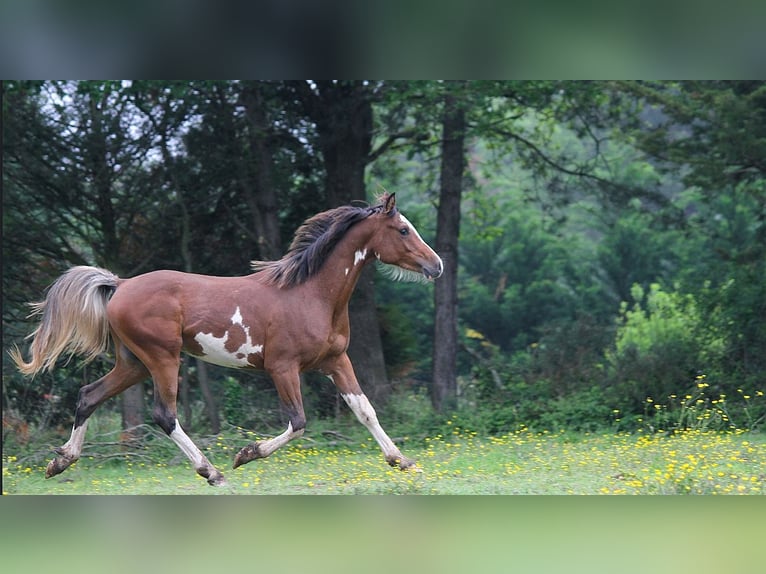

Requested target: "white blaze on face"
[
  {"left": 354, "top": 248, "right": 367, "bottom": 266},
  {"left": 194, "top": 306, "right": 263, "bottom": 368},
  {"left": 400, "top": 213, "right": 443, "bottom": 271},
  {"left": 399, "top": 214, "right": 422, "bottom": 239}
]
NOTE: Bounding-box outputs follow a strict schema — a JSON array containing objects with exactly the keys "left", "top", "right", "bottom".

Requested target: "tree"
[
  {"left": 285, "top": 81, "right": 391, "bottom": 403},
  {"left": 617, "top": 81, "right": 766, "bottom": 391},
  {"left": 4, "top": 81, "right": 164, "bottom": 432},
  {"left": 432, "top": 85, "right": 466, "bottom": 413}
]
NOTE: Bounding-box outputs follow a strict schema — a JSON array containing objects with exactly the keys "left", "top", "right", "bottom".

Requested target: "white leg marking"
[
  {"left": 169, "top": 420, "right": 209, "bottom": 469},
  {"left": 256, "top": 422, "right": 304, "bottom": 457},
  {"left": 341, "top": 393, "right": 401, "bottom": 461},
  {"left": 60, "top": 420, "right": 89, "bottom": 458},
  {"left": 354, "top": 248, "right": 367, "bottom": 266}
]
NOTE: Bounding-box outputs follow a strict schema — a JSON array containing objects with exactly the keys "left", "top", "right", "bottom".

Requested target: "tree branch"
[
  {"left": 367, "top": 128, "right": 422, "bottom": 164},
  {"left": 491, "top": 125, "right": 671, "bottom": 207}
]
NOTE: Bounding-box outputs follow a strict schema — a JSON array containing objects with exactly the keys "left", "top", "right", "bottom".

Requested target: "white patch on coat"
[
  {"left": 345, "top": 267, "right": 349, "bottom": 276},
  {"left": 354, "top": 248, "right": 367, "bottom": 266},
  {"left": 194, "top": 306, "right": 263, "bottom": 368}
]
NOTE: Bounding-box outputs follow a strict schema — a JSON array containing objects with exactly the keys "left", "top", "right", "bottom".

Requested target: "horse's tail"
[{"left": 9, "top": 266, "right": 121, "bottom": 377}]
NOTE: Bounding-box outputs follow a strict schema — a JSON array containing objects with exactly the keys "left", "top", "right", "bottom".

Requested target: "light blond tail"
[{"left": 9, "top": 266, "right": 120, "bottom": 377}]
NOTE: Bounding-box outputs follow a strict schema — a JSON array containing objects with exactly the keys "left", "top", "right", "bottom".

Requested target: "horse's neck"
[{"left": 306, "top": 225, "right": 373, "bottom": 315}]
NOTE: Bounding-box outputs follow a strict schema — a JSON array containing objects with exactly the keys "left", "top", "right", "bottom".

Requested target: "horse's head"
[{"left": 368, "top": 193, "right": 443, "bottom": 281}]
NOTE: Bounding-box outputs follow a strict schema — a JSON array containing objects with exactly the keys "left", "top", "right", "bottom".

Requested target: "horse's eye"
[{"left": 399, "top": 227, "right": 409, "bottom": 236}]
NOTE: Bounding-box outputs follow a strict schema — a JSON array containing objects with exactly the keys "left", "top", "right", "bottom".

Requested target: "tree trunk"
[
  {"left": 348, "top": 267, "right": 390, "bottom": 403},
  {"left": 121, "top": 384, "right": 145, "bottom": 443},
  {"left": 195, "top": 359, "right": 220, "bottom": 434},
  {"left": 179, "top": 197, "right": 221, "bottom": 434},
  {"left": 294, "top": 81, "right": 391, "bottom": 403},
  {"left": 241, "top": 81, "right": 283, "bottom": 261},
  {"left": 86, "top": 88, "right": 149, "bottom": 436},
  {"left": 432, "top": 89, "right": 466, "bottom": 413}
]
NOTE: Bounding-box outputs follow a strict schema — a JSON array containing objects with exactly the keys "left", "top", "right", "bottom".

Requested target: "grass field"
[{"left": 4, "top": 423, "right": 765, "bottom": 494}]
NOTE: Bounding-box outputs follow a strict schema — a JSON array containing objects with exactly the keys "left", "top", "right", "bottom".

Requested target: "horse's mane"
[{"left": 251, "top": 199, "right": 390, "bottom": 288}]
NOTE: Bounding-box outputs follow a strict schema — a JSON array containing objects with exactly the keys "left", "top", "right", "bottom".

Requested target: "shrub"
[{"left": 606, "top": 283, "right": 720, "bottom": 414}]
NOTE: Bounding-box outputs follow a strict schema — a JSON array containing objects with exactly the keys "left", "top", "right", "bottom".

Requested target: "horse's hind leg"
[
  {"left": 46, "top": 342, "right": 149, "bottom": 479},
  {"left": 147, "top": 359, "right": 227, "bottom": 486},
  {"left": 233, "top": 365, "right": 306, "bottom": 469}
]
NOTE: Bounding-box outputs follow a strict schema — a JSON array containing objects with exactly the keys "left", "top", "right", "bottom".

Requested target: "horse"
[{"left": 10, "top": 193, "right": 443, "bottom": 486}]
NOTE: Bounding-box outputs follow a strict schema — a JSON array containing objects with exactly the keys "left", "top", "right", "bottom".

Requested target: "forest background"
[{"left": 3, "top": 80, "right": 765, "bottom": 448}]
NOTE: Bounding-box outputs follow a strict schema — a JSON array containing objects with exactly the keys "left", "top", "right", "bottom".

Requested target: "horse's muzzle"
[{"left": 423, "top": 260, "right": 444, "bottom": 280}]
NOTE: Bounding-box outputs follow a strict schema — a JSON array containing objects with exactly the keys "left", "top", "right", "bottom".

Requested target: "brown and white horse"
[{"left": 10, "top": 193, "right": 442, "bottom": 486}]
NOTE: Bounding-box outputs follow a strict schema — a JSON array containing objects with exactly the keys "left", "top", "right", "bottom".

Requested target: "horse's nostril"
[{"left": 424, "top": 261, "right": 443, "bottom": 280}]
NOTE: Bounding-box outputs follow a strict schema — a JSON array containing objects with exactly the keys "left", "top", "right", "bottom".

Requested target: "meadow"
[{"left": 4, "top": 421, "right": 764, "bottom": 495}]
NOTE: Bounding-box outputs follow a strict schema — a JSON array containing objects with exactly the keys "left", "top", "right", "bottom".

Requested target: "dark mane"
[{"left": 251, "top": 202, "right": 383, "bottom": 288}]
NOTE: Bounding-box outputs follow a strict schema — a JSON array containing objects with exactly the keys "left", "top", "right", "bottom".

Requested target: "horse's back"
[{"left": 108, "top": 271, "right": 257, "bottom": 351}]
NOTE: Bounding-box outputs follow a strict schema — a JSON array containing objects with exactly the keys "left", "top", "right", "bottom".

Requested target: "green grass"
[{"left": 4, "top": 423, "right": 765, "bottom": 494}]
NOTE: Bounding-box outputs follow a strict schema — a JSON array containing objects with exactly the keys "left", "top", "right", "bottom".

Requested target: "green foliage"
[
  {"left": 536, "top": 386, "right": 614, "bottom": 432},
  {"left": 606, "top": 283, "right": 719, "bottom": 413},
  {"left": 378, "top": 302, "right": 420, "bottom": 377},
  {"left": 639, "top": 375, "right": 765, "bottom": 434},
  {"left": 597, "top": 210, "right": 677, "bottom": 306},
  {"left": 676, "top": 184, "right": 766, "bottom": 389},
  {"left": 459, "top": 191, "right": 583, "bottom": 352},
  {"left": 378, "top": 387, "right": 443, "bottom": 439},
  {"left": 221, "top": 376, "right": 245, "bottom": 425},
  {"left": 5, "top": 81, "right": 766, "bottom": 441}
]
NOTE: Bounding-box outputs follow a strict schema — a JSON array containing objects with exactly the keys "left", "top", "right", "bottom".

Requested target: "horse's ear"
[{"left": 383, "top": 193, "right": 396, "bottom": 214}]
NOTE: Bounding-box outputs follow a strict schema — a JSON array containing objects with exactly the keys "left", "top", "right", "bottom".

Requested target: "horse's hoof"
[
  {"left": 232, "top": 442, "right": 263, "bottom": 469},
  {"left": 208, "top": 474, "right": 228, "bottom": 487},
  {"left": 45, "top": 456, "right": 75, "bottom": 479},
  {"left": 387, "top": 455, "right": 420, "bottom": 472},
  {"left": 399, "top": 459, "right": 422, "bottom": 473}
]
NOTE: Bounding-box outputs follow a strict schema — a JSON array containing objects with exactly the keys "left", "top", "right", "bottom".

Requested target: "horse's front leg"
[
  {"left": 323, "top": 353, "right": 419, "bottom": 471},
  {"left": 233, "top": 365, "right": 306, "bottom": 469}
]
